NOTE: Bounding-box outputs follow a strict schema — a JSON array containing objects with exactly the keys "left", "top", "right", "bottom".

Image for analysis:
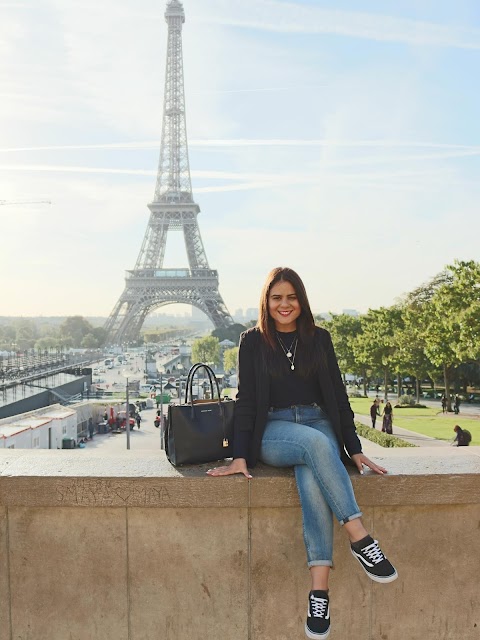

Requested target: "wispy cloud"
[
  {"left": 1, "top": 139, "right": 479, "bottom": 153},
  {"left": 0, "top": 162, "right": 467, "bottom": 196},
  {"left": 0, "top": 164, "right": 156, "bottom": 176},
  {"left": 196, "top": 0, "right": 480, "bottom": 50}
]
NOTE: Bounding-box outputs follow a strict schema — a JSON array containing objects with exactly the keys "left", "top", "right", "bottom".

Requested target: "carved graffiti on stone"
[{"left": 55, "top": 479, "right": 171, "bottom": 506}]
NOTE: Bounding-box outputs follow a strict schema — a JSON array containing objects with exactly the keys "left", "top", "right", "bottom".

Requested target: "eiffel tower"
[{"left": 104, "top": 0, "right": 233, "bottom": 346}]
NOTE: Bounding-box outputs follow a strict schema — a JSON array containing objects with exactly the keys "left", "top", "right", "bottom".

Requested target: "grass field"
[{"left": 349, "top": 397, "right": 480, "bottom": 446}]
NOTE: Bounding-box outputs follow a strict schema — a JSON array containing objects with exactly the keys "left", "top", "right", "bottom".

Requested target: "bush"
[
  {"left": 393, "top": 403, "right": 427, "bottom": 409},
  {"left": 398, "top": 394, "right": 415, "bottom": 406},
  {"left": 355, "top": 422, "right": 416, "bottom": 448},
  {"left": 348, "top": 390, "right": 365, "bottom": 398}
]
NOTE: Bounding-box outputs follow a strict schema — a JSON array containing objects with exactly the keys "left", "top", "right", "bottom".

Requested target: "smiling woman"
[
  {"left": 267, "top": 280, "right": 301, "bottom": 333},
  {"left": 207, "top": 266, "right": 398, "bottom": 639}
]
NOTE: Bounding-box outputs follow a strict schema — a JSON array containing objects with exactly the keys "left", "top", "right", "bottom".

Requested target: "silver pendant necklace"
[{"left": 276, "top": 333, "right": 298, "bottom": 370}]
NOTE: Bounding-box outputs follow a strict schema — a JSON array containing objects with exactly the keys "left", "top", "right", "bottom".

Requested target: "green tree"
[
  {"left": 321, "top": 314, "right": 363, "bottom": 382},
  {"left": 191, "top": 336, "right": 221, "bottom": 366},
  {"left": 81, "top": 333, "right": 99, "bottom": 349},
  {"left": 211, "top": 323, "right": 245, "bottom": 344},
  {"left": 0, "top": 324, "right": 16, "bottom": 350},
  {"left": 60, "top": 316, "right": 94, "bottom": 348},
  {"left": 15, "top": 319, "right": 38, "bottom": 351},
  {"left": 394, "top": 304, "right": 435, "bottom": 403},
  {"left": 223, "top": 347, "right": 239, "bottom": 373},
  {"left": 92, "top": 326, "right": 108, "bottom": 346},
  {"left": 423, "top": 260, "right": 480, "bottom": 409},
  {"left": 353, "top": 307, "right": 403, "bottom": 400},
  {"left": 35, "top": 337, "right": 59, "bottom": 350}
]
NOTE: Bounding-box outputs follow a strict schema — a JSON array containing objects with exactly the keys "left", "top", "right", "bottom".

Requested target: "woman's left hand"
[{"left": 350, "top": 453, "right": 388, "bottom": 475}]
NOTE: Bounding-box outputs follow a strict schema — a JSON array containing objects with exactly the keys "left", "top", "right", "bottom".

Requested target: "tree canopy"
[{"left": 191, "top": 336, "right": 221, "bottom": 366}]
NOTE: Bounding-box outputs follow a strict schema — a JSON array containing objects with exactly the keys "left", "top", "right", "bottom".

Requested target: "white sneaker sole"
[
  {"left": 351, "top": 548, "right": 398, "bottom": 583},
  {"left": 305, "top": 622, "right": 331, "bottom": 639}
]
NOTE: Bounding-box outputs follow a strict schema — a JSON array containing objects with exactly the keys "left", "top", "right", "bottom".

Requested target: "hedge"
[{"left": 355, "top": 422, "right": 416, "bottom": 448}]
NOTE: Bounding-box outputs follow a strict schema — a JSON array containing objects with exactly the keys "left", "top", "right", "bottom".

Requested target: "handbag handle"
[
  {"left": 183, "top": 362, "right": 231, "bottom": 446},
  {"left": 184, "top": 362, "right": 221, "bottom": 406}
]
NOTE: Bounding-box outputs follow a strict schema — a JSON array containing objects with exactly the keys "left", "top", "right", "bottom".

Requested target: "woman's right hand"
[{"left": 206, "top": 458, "right": 252, "bottom": 479}]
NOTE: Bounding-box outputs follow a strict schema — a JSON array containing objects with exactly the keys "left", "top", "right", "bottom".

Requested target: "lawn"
[{"left": 349, "top": 397, "right": 480, "bottom": 446}]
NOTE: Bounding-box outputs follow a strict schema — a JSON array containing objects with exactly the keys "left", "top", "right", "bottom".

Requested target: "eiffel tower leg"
[
  {"left": 135, "top": 217, "right": 169, "bottom": 270},
  {"left": 104, "top": 296, "right": 148, "bottom": 346},
  {"left": 193, "top": 284, "right": 233, "bottom": 330},
  {"left": 103, "top": 298, "right": 126, "bottom": 340},
  {"left": 183, "top": 221, "right": 208, "bottom": 269}
]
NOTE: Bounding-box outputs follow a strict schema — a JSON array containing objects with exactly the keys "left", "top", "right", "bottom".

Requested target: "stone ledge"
[{"left": 1, "top": 448, "right": 479, "bottom": 508}]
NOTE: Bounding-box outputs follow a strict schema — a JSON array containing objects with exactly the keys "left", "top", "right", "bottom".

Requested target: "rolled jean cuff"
[
  {"left": 308, "top": 560, "right": 333, "bottom": 568},
  {"left": 339, "top": 511, "right": 363, "bottom": 526}
]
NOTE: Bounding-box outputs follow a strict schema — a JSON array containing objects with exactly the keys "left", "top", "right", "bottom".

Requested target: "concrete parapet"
[{"left": 0, "top": 447, "right": 479, "bottom": 640}]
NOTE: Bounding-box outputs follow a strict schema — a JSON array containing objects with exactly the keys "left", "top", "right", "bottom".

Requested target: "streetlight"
[
  {"left": 158, "top": 368, "right": 164, "bottom": 449},
  {"left": 177, "top": 362, "right": 184, "bottom": 402},
  {"left": 121, "top": 368, "right": 135, "bottom": 450}
]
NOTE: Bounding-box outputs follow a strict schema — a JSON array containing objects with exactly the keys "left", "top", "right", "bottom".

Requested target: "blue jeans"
[{"left": 259, "top": 405, "right": 362, "bottom": 567}]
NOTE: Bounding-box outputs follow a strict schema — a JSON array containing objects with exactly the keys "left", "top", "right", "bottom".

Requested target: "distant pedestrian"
[
  {"left": 441, "top": 395, "right": 447, "bottom": 414},
  {"left": 452, "top": 424, "right": 470, "bottom": 446},
  {"left": 370, "top": 399, "right": 380, "bottom": 429},
  {"left": 88, "top": 418, "right": 94, "bottom": 439},
  {"left": 135, "top": 413, "right": 141, "bottom": 429},
  {"left": 382, "top": 401, "right": 393, "bottom": 435},
  {"left": 454, "top": 395, "right": 461, "bottom": 415}
]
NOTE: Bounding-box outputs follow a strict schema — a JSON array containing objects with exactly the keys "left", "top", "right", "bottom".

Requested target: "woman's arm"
[
  {"left": 322, "top": 329, "right": 362, "bottom": 456},
  {"left": 232, "top": 331, "right": 257, "bottom": 460}
]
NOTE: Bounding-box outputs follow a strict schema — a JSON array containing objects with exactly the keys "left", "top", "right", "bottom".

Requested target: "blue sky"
[{"left": 1, "top": 0, "right": 479, "bottom": 319}]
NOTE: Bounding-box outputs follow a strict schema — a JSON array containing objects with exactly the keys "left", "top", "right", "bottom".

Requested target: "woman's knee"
[
  {"left": 304, "top": 430, "right": 339, "bottom": 460},
  {"left": 306, "top": 428, "right": 333, "bottom": 449}
]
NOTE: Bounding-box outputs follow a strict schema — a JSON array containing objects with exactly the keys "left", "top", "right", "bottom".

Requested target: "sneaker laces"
[
  {"left": 310, "top": 594, "right": 328, "bottom": 618},
  {"left": 361, "top": 540, "right": 385, "bottom": 565}
]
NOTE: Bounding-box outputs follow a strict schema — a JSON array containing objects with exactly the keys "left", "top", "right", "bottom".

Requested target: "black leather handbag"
[{"left": 165, "top": 362, "right": 235, "bottom": 466}]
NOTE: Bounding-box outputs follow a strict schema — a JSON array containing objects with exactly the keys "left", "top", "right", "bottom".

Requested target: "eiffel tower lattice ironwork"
[{"left": 104, "top": 0, "right": 233, "bottom": 345}]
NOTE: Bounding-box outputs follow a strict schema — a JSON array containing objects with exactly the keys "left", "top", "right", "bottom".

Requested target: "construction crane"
[{"left": 0, "top": 200, "right": 51, "bottom": 205}]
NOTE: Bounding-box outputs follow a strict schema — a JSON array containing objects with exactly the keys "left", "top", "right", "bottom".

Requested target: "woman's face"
[{"left": 268, "top": 280, "right": 301, "bottom": 332}]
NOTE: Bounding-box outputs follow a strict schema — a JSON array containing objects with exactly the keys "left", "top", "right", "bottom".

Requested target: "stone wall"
[{"left": 0, "top": 447, "right": 479, "bottom": 640}]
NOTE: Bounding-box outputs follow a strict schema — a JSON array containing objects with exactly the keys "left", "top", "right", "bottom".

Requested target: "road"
[{"left": 80, "top": 404, "right": 166, "bottom": 453}]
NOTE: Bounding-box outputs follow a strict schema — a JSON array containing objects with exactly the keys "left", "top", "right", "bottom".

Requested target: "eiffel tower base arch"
[{"left": 104, "top": 269, "right": 232, "bottom": 345}]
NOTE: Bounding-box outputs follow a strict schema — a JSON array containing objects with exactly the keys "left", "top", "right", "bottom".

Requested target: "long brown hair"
[{"left": 257, "top": 267, "right": 316, "bottom": 350}]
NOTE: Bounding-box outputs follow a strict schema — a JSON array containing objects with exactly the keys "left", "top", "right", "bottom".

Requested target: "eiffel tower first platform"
[{"left": 103, "top": 0, "right": 233, "bottom": 346}]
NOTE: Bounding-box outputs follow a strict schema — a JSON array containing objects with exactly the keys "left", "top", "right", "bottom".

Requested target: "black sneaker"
[
  {"left": 305, "top": 590, "right": 330, "bottom": 639},
  {"left": 350, "top": 535, "right": 398, "bottom": 583}
]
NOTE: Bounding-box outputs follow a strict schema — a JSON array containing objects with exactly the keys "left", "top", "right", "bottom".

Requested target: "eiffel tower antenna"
[{"left": 104, "top": 0, "right": 233, "bottom": 346}]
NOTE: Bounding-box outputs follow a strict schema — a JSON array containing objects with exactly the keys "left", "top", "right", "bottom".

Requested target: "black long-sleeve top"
[{"left": 233, "top": 326, "right": 362, "bottom": 468}]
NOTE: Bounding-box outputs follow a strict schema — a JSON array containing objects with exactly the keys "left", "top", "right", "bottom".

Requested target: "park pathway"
[{"left": 354, "top": 413, "right": 450, "bottom": 447}]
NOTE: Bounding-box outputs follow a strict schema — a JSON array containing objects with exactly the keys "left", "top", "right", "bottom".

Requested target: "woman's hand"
[
  {"left": 206, "top": 458, "right": 252, "bottom": 479},
  {"left": 351, "top": 453, "right": 388, "bottom": 475}
]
